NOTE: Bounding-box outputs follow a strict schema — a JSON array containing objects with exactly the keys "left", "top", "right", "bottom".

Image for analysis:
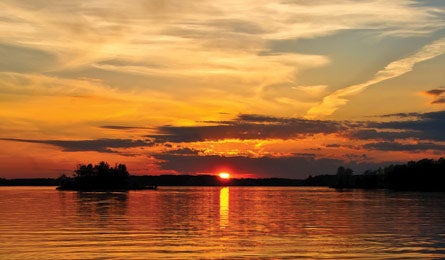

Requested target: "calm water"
[{"left": 1, "top": 187, "right": 445, "bottom": 259}]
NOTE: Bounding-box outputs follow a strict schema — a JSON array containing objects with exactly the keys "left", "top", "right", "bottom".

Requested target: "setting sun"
[{"left": 219, "top": 172, "right": 231, "bottom": 179}]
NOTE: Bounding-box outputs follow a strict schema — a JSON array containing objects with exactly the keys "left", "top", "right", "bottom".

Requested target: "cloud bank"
[
  {"left": 2, "top": 110, "right": 444, "bottom": 178},
  {"left": 149, "top": 114, "right": 346, "bottom": 143}
]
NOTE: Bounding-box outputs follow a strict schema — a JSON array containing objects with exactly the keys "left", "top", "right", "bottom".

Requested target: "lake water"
[{"left": 1, "top": 186, "right": 445, "bottom": 259}]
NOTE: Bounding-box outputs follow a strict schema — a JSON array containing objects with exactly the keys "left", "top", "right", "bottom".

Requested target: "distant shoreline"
[
  {"left": 0, "top": 175, "right": 313, "bottom": 187},
  {"left": 2, "top": 158, "right": 444, "bottom": 192}
]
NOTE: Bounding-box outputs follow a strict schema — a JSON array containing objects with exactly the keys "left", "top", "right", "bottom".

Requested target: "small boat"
[{"left": 144, "top": 185, "right": 158, "bottom": 190}]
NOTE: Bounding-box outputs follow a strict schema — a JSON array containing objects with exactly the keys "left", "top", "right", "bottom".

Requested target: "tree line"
[
  {"left": 332, "top": 158, "right": 445, "bottom": 191},
  {"left": 2, "top": 158, "right": 444, "bottom": 191}
]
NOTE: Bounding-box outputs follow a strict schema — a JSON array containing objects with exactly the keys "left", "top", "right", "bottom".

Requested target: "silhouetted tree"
[
  {"left": 334, "top": 166, "right": 354, "bottom": 188},
  {"left": 0, "top": 178, "right": 8, "bottom": 185},
  {"left": 58, "top": 161, "right": 130, "bottom": 191},
  {"left": 385, "top": 158, "right": 445, "bottom": 191},
  {"left": 331, "top": 158, "right": 445, "bottom": 191}
]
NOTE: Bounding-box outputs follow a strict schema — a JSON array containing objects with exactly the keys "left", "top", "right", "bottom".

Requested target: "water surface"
[{"left": 1, "top": 186, "right": 445, "bottom": 259}]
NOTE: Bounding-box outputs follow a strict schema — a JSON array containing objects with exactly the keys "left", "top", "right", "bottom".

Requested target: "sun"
[{"left": 219, "top": 172, "right": 231, "bottom": 179}]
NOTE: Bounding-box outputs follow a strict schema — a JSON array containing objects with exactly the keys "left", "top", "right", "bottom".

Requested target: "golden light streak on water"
[{"left": 219, "top": 187, "right": 229, "bottom": 229}]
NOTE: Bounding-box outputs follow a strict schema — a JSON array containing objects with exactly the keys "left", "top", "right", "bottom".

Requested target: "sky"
[{"left": 1, "top": 0, "right": 445, "bottom": 179}]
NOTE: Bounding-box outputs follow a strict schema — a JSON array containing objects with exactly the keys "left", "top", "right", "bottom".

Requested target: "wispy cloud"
[
  {"left": 306, "top": 37, "right": 445, "bottom": 118},
  {"left": 1, "top": 0, "right": 444, "bottom": 123},
  {"left": 1, "top": 0, "right": 443, "bottom": 90}
]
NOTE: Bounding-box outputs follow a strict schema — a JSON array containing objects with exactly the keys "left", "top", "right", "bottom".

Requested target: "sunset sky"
[{"left": 1, "top": 0, "right": 444, "bottom": 178}]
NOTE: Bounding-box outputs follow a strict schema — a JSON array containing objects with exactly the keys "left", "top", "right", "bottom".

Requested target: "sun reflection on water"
[{"left": 219, "top": 187, "right": 229, "bottom": 228}]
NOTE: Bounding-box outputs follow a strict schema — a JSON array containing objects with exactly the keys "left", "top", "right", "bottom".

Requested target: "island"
[{"left": 57, "top": 162, "right": 156, "bottom": 191}]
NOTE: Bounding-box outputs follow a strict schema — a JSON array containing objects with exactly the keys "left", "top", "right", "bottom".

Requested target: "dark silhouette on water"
[
  {"left": 331, "top": 158, "right": 445, "bottom": 191},
  {"left": 384, "top": 158, "right": 445, "bottom": 191},
  {"left": 57, "top": 162, "right": 156, "bottom": 191},
  {"left": 333, "top": 166, "right": 354, "bottom": 190}
]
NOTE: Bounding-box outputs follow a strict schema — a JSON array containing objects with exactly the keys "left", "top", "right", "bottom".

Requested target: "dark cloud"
[
  {"left": 369, "top": 111, "right": 445, "bottom": 141},
  {"left": 291, "top": 153, "right": 316, "bottom": 157},
  {"left": 363, "top": 142, "right": 445, "bottom": 151},
  {"left": 1, "top": 138, "right": 152, "bottom": 154},
  {"left": 426, "top": 89, "right": 445, "bottom": 96},
  {"left": 424, "top": 88, "right": 445, "bottom": 104},
  {"left": 100, "top": 125, "right": 150, "bottom": 130},
  {"left": 149, "top": 114, "right": 346, "bottom": 143},
  {"left": 163, "top": 148, "right": 201, "bottom": 155},
  {"left": 379, "top": 112, "right": 421, "bottom": 118},
  {"left": 432, "top": 97, "right": 445, "bottom": 104},
  {"left": 348, "top": 129, "right": 421, "bottom": 141},
  {"left": 148, "top": 111, "right": 445, "bottom": 155},
  {"left": 344, "top": 153, "right": 368, "bottom": 161}
]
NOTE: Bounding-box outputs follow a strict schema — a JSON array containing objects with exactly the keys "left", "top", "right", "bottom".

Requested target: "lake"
[{"left": 1, "top": 186, "right": 445, "bottom": 259}]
